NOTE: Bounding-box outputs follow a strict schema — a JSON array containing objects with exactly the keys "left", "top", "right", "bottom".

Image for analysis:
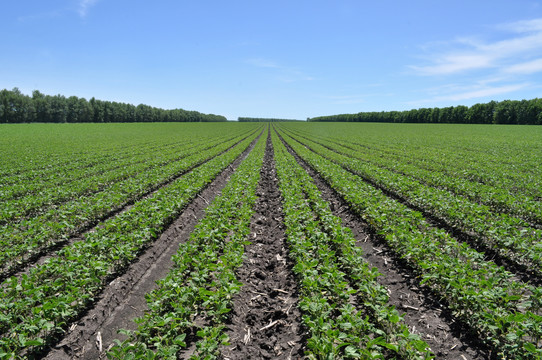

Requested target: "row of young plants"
[
  {"left": 0, "top": 123, "right": 254, "bottom": 187},
  {"left": 0, "top": 137, "right": 180, "bottom": 191},
  {"left": 4, "top": 126, "right": 255, "bottom": 224},
  {"left": 275, "top": 127, "right": 542, "bottom": 359},
  {"left": 0, "top": 130, "right": 250, "bottom": 224},
  {"left": 0, "top": 123, "right": 255, "bottom": 198},
  {"left": 282, "top": 123, "right": 542, "bottom": 200},
  {"left": 0, "top": 135, "right": 176, "bottom": 187},
  {"left": 107, "top": 128, "right": 268, "bottom": 359},
  {"left": 0, "top": 137, "right": 198, "bottom": 202},
  {"left": 0, "top": 130, "right": 263, "bottom": 359},
  {"left": 283, "top": 127, "right": 542, "bottom": 227},
  {"left": 271, "top": 129, "right": 432, "bottom": 359},
  {"left": 0, "top": 130, "right": 258, "bottom": 279},
  {"left": 280, "top": 128, "right": 542, "bottom": 277}
]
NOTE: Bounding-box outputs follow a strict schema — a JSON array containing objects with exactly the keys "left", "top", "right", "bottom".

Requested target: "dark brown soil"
[
  {"left": 276, "top": 129, "right": 490, "bottom": 360},
  {"left": 285, "top": 131, "right": 541, "bottom": 286},
  {"left": 220, "top": 131, "right": 306, "bottom": 360},
  {"left": 42, "top": 133, "right": 262, "bottom": 360},
  {"left": 0, "top": 132, "right": 257, "bottom": 283}
]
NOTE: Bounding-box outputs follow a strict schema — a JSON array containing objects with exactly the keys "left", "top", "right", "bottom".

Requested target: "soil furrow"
[
  {"left": 2, "top": 133, "right": 243, "bottom": 225},
  {"left": 0, "top": 131, "right": 258, "bottom": 284},
  {"left": 283, "top": 131, "right": 542, "bottom": 286},
  {"left": 220, "top": 131, "right": 305, "bottom": 360},
  {"left": 1, "top": 140, "right": 177, "bottom": 202},
  {"left": 40, "top": 133, "right": 262, "bottom": 360},
  {"left": 285, "top": 129, "right": 542, "bottom": 230},
  {"left": 277, "top": 129, "right": 490, "bottom": 360}
]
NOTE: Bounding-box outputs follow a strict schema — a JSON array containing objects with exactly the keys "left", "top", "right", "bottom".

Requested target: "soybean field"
[{"left": 0, "top": 122, "right": 541, "bottom": 359}]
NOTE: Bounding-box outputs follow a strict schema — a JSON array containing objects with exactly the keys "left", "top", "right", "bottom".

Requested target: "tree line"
[
  {"left": 308, "top": 99, "right": 542, "bottom": 124},
  {"left": 0, "top": 88, "right": 227, "bottom": 123},
  {"left": 238, "top": 117, "right": 301, "bottom": 122}
]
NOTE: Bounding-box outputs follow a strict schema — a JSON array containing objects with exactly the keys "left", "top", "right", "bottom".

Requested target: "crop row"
[
  {"left": 271, "top": 129, "right": 431, "bottom": 359},
  {"left": 0, "top": 133, "right": 246, "bottom": 224},
  {"left": 284, "top": 127, "right": 542, "bottom": 227},
  {"left": 0, "top": 135, "right": 170, "bottom": 184},
  {"left": 0, "top": 139, "right": 180, "bottom": 193},
  {"left": 0, "top": 136, "right": 206, "bottom": 202},
  {"left": 0, "top": 130, "right": 258, "bottom": 279},
  {"left": 0, "top": 123, "right": 237, "bottom": 177},
  {"left": 284, "top": 123, "right": 542, "bottom": 200},
  {"left": 108, "top": 128, "right": 267, "bottom": 359},
  {"left": 0, "top": 125, "right": 253, "bottom": 202},
  {"left": 275, "top": 126, "right": 542, "bottom": 359},
  {"left": 280, "top": 127, "right": 542, "bottom": 277},
  {"left": 0, "top": 129, "right": 262, "bottom": 359},
  {"left": 0, "top": 123, "right": 253, "bottom": 188}
]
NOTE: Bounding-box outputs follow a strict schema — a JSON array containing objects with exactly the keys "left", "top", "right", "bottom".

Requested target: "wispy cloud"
[
  {"left": 409, "top": 17, "right": 542, "bottom": 104},
  {"left": 18, "top": 1, "right": 100, "bottom": 21},
  {"left": 408, "top": 82, "right": 529, "bottom": 106},
  {"left": 411, "top": 17, "right": 542, "bottom": 76},
  {"left": 432, "top": 83, "right": 529, "bottom": 102},
  {"left": 498, "top": 18, "right": 542, "bottom": 33},
  {"left": 411, "top": 54, "right": 494, "bottom": 75},
  {"left": 78, "top": 0, "right": 100, "bottom": 18},
  {"left": 504, "top": 58, "right": 542, "bottom": 74}
]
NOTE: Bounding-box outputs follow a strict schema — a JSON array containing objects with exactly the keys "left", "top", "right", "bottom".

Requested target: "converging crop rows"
[{"left": 0, "top": 122, "right": 540, "bottom": 359}]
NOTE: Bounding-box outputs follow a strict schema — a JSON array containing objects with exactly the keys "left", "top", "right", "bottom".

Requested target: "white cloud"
[
  {"left": 409, "top": 83, "right": 529, "bottom": 106},
  {"left": 432, "top": 83, "right": 528, "bottom": 102},
  {"left": 409, "top": 17, "right": 542, "bottom": 106},
  {"left": 411, "top": 17, "right": 542, "bottom": 76},
  {"left": 504, "top": 58, "right": 542, "bottom": 74},
  {"left": 498, "top": 18, "right": 542, "bottom": 33},
  {"left": 411, "top": 54, "right": 494, "bottom": 76},
  {"left": 480, "top": 32, "right": 542, "bottom": 57},
  {"left": 78, "top": 0, "right": 99, "bottom": 18}
]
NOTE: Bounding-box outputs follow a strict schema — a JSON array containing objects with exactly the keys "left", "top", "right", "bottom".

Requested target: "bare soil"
[
  {"left": 288, "top": 132, "right": 541, "bottom": 286},
  {"left": 42, "top": 134, "right": 261, "bottom": 360},
  {"left": 0, "top": 133, "right": 255, "bottom": 283},
  {"left": 277, "top": 130, "right": 491, "bottom": 360},
  {"left": 220, "top": 131, "right": 306, "bottom": 359},
  {"left": 33, "top": 128, "right": 499, "bottom": 360}
]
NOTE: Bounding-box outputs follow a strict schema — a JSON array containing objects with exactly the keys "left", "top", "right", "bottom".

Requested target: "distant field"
[{"left": 0, "top": 122, "right": 541, "bottom": 359}]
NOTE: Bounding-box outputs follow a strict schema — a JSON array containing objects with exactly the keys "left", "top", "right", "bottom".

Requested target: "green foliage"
[
  {"left": 108, "top": 128, "right": 267, "bottom": 358},
  {"left": 281, "top": 125, "right": 542, "bottom": 275},
  {"left": 271, "top": 129, "right": 432, "bottom": 359},
  {"left": 0, "top": 124, "right": 260, "bottom": 278},
  {"left": 238, "top": 117, "right": 302, "bottom": 122},
  {"left": 2, "top": 121, "right": 541, "bottom": 358},
  {"left": 0, "top": 124, "right": 263, "bottom": 357},
  {"left": 275, "top": 122, "right": 542, "bottom": 358},
  {"left": 0, "top": 88, "right": 227, "bottom": 123},
  {"left": 308, "top": 98, "right": 542, "bottom": 124}
]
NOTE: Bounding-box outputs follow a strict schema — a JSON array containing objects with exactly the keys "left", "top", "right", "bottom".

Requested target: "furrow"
[
  {"left": 42, "top": 131, "right": 261, "bottom": 360},
  {"left": 0, "top": 130, "right": 257, "bottom": 282},
  {"left": 0, "top": 128, "right": 263, "bottom": 358},
  {"left": 278, "top": 130, "right": 490, "bottom": 360},
  {"left": 281, "top": 128, "right": 542, "bottom": 285},
  {"left": 220, "top": 130, "right": 305, "bottom": 359}
]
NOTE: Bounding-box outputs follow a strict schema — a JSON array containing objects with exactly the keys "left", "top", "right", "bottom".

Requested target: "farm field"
[{"left": 0, "top": 122, "right": 541, "bottom": 359}]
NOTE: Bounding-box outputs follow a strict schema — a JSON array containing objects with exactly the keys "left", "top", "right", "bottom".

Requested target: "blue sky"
[{"left": 2, "top": 1, "right": 542, "bottom": 120}]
